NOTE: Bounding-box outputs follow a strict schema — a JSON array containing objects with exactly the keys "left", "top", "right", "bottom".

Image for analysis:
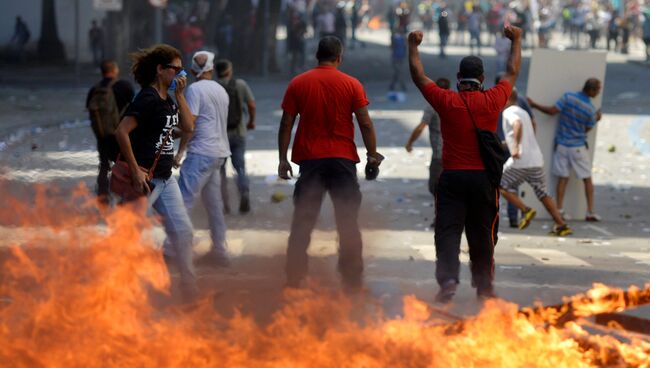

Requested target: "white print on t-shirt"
[{"left": 155, "top": 113, "right": 178, "bottom": 154}]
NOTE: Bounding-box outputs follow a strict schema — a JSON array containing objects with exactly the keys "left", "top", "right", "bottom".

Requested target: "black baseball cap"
[{"left": 459, "top": 56, "right": 484, "bottom": 79}]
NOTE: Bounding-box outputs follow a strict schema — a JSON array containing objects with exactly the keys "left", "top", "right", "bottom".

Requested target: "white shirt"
[
  {"left": 502, "top": 105, "right": 544, "bottom": 169},
  {"left": 185, "top": 79, "right": 231, "bottom": 158}
]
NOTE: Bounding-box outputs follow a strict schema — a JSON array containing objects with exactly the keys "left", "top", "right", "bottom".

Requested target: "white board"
[{"left": 523, "top": 49, "right": 607, "bottom": 220}]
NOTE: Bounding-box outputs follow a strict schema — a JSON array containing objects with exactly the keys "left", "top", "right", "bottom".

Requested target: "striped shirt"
[{"left": 554, "top": 91, "right": 597, "bottom": 147}]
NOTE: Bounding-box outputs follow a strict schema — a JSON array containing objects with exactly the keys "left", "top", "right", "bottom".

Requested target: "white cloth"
[
  {"left": 502, "top": 105, "right": 543, "bottom": 169},
  {"left": 191, "top": 51, "right": 215, "bottom": 78},
  {"left": 185, "top": 79, "right": 231, "bottom": 158}
]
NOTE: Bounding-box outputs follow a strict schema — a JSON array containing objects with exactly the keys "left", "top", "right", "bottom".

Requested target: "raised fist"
[
  {"left": 503, "top": 25, "right": 523, "bottom": 41},
  {"left": 408, "top": 31, "right": 424, "bottom": 47}
]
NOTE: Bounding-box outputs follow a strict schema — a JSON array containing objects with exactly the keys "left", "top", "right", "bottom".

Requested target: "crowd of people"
[{"left": 79, "top": 2, "right": 612, "bottom": 305}]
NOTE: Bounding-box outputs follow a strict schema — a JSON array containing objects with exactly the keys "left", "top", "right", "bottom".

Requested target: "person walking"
[
  {"left": 527, "top": 78, "right": 603, "bottom": 222},
  {"left": 88, "top": 20, "right": 104, "bottom": 66},
  {"left": 86, "top": 60, "right": 134, "bottom": 204},
  {"left": 114, "top": 44, "right": 197, "bottom": 301},
  {"left": 468, "top": 5, "right": 483, "bottom": 55},
  {"left": 389, "top": 29, "right": 407, "bottom": 91},
  {"left": 437, "top": 7, "right": 450, "bottom": 58},
  {"left": 278, "top": 36, "right": 383, "bottom": 291},
  {"left": 404, "top": 77, "right": 450, "bottom": 219},
  {"left": 409, "top": 25, "right": 523, "bottom": 302},
  {"left": 173, "top": 51, "right": 232, "bottom": 268},
  {"left": 215, "top": 59, "right": 256, "bottom": 214},
  {"left": 643, "top": 9, "right": 650, "bottom": 62},
  {"left": 499, "top": 89, "right": 572, "bottom": 236}
]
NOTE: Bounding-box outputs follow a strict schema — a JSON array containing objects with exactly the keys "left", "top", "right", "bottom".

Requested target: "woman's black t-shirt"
[{"left": 123, "top": 87, "right": 178, "bottom": 179}]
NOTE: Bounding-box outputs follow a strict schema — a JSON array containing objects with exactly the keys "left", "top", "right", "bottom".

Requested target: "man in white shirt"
[
  {"left": 500, "top": 89, "right": 571, "bottom": 236},
  {"left": 173, "top": 50, "right": 232, "bottom": 267}
]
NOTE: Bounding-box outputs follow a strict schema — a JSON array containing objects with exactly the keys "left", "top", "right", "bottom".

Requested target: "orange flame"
[{"left": 0, "top": 184, "right": 648, "bottom": 367}]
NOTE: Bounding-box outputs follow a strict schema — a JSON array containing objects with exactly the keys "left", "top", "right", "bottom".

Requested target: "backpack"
[
  {"left": 222, "top": 78, "right": 242, "bottom": 130},
  {"left": 88, "top": 80, "right": 120, "bottom": 138}
]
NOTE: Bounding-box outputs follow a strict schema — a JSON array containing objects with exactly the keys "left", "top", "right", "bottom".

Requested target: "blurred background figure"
[
  {"left": 8, "top": 15, "right": 30, "bottom": 62},
  {"left": 88, "top": 20, "right": 104, "bottom": 67}
]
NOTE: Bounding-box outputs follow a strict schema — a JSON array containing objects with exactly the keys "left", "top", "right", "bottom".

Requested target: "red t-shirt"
[
  {"left": 281, "top": 66, "right": 369, "bottom": 164},
  {"left": 423, "top": 80, "right": 512, "bottom": 170}
]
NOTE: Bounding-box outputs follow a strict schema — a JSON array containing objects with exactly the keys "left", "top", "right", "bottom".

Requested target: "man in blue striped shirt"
[{"left": 528, "top": 78, "right": 602, "bottom": 222}]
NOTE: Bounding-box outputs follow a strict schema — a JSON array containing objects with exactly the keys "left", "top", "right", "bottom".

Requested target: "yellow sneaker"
[
  {"left": 518, "top": 208, "right": 537, "bottom": 230},
  {"left": 549, "top": 224, "right": 573, "bottom": 237}
]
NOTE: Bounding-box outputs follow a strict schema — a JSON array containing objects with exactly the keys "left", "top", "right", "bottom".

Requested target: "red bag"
[
  {"left": 109, "top": 160, "right": 151, "bottom": 202},
  {"left": 110, "top": 128, "right": 174, "bottom": 202}
]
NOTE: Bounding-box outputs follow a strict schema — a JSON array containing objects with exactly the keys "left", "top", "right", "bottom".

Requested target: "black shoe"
[
  {"left": 509, "top": 219, "right": 518, "bottom": 228},
  {"left": 341, "top": 274, "right": 364, "bottom": 294},
  {"left": 239, "top": 195, "right": 250, "bottom": 214},
  {"left": 195, "top": 252, "right": 231, "bottom": 268},
  {"left": 477, "top": 286, "right": 497, "bottom": 300},
  {"left": 434, "top": 280, "right": 457, "bottom": 304}
]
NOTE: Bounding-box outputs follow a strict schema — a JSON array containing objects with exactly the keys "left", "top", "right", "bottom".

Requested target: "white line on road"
[
  {"left": 584, "top": 224, "right": 614, "bottom": 236},
  {"left": 412, "top": 245, "right": 470, "bottom": 263},
  {"left": 621, "top": 252, "right": 650, "bottom": 266},
  {"left": 515, "top": 248, "right": 592, "bottom": 267}
]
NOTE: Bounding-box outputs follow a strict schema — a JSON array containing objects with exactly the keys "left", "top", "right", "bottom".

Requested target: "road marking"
[
  {"left": 515, "top": 248, "right": 591, "bottom": 267},
  {"left": 584, "top": 224, "right": 614, "bottom": 236},
  {"left": 621, "top": 252, "right": 650, "bottom": 266}
]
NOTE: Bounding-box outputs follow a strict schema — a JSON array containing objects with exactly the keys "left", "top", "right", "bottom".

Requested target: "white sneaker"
[{"left": 585, "top": 212, "right": 601, "bottom": 222}]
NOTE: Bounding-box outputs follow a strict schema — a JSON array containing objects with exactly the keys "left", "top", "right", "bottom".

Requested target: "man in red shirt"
[
  {"left": 408, "top": 25, "right": 522, "bottom": 302},
  {"left": 278, "top": 36, "right": 384, "bottom": 291}
]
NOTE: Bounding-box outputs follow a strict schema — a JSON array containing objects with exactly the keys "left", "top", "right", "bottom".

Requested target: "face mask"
[
  {"left": 169, "top": 69, "right": 187, "bottom": 91},
  {"left": 457, "top": 78, "right": 483, "bottom": 91}
]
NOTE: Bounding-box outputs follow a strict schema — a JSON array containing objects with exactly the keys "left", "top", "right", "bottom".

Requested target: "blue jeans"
[
  {"left": 147, "top": 176, "right": 197, "bottom": 298},
  {"left": 178, "top": 152, "right": 228, "bottom": 257},
  {"left": 220, "top": 133, "right": 250, "bottom": 206}
]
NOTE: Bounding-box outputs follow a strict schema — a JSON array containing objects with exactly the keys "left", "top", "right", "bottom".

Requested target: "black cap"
[{"left": 459, "top": 56, "right": 484, "bottom": 79}]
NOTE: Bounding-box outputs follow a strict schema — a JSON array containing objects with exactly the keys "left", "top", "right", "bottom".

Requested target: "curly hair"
[{"left": 130, "top": 44, "right": 182, "bottom": 88}]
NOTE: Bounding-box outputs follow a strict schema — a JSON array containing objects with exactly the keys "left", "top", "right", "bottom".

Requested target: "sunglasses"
[{"left": 164, "top": 64, "right": 184, "bottom": 73}]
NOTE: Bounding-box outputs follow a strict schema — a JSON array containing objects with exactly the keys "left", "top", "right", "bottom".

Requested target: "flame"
[{"left": 0, "top": 183, "right": 648, "bottom": 367}]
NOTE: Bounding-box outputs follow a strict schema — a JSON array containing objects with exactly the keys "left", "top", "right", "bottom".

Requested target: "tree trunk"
[{"left": 38, "top": 0, "right": 66, "bottom": 62}]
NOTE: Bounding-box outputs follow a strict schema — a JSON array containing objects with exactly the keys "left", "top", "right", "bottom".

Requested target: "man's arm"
[
  {"left": 405, "top": 122, "right": 427, "bottom": 152},
  {"left": 246, "top": 100, "right": 256, "bottom": 130},
  {"left": 511, "top": 119, "right": 522, "bottom": 159},
  {"left": 173, "top": 127, "right": 194, "bottom": 168},
  {"left": 408, "top": 31, "right": 434, "bottom": 93},
  {"left": 499, "top": 25, "right": 523, "bottom": 87},
  {"left": 277, "top": 111, "right": 296, "bottom": 179},
  {"left": 354, "top": 106, "right": 380, "bottom": 159},
  {"left": 527, "top": 97, "right": 560, "bottom": 116}
]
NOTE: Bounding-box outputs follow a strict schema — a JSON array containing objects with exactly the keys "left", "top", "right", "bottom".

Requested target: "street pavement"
[{"left": 0, "top": 29, "right": 649, "bottom": 319}]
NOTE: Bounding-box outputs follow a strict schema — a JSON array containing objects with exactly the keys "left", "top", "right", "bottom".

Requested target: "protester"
[
  {"left": 643, "top": 8, "right": 650, "bottom": 62},
  {"left": 494, "top": 73, "right": 536, "bottom": 228},
  {"left": 287, "top": 8, "right": 307, "bottom": 74},
  {"left": 404, "top": 77, "right": 450, "bottom": 216},
  {"left": 409, "top": 25, "right": 522, "bottom": 302},
  {"left": 278, "top": 36, "right": 383, "bottom": 291},
  {"left": 86, "top": 60, "right": 134, "bottom": 204},
  {"left": 173, "top": 51, "right": 232, "bottom": 268},
  {"left": 500, "top": 89, "right": 572, "bottom": 236},
  {"left": 8, "top": 16, "right": 30, "bottom": 62},
  {"left": 528, "top": 78, "right": 603, "bottom": 222},
  {"left": 468, "top": 5, "right": 483, "bottom": 55},
  {"left": 216, "top": 59, "right": 256, "bottom": 214},
  {"left": 88, "top": 20, "right": 104, "bottom": 66},
  {"left": 437, "top": 7, "right": 450, "bottom": 58},
  {"left": 114, "top": 44, "right": 197, "bottom": 301},
  {"left": 389, "top": 29, "right": 407, "bottom": 91}
]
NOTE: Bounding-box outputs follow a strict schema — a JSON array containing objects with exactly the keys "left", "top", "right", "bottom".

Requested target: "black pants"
[
  {"left": 434, "top": 170, "right": 499, "bottom": 291},
  {"left": 286, "top": 158, "right": 363, "bottom": 283},
  {"left": 91, "top": 123, "right": 119, "bottom": 197}
]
